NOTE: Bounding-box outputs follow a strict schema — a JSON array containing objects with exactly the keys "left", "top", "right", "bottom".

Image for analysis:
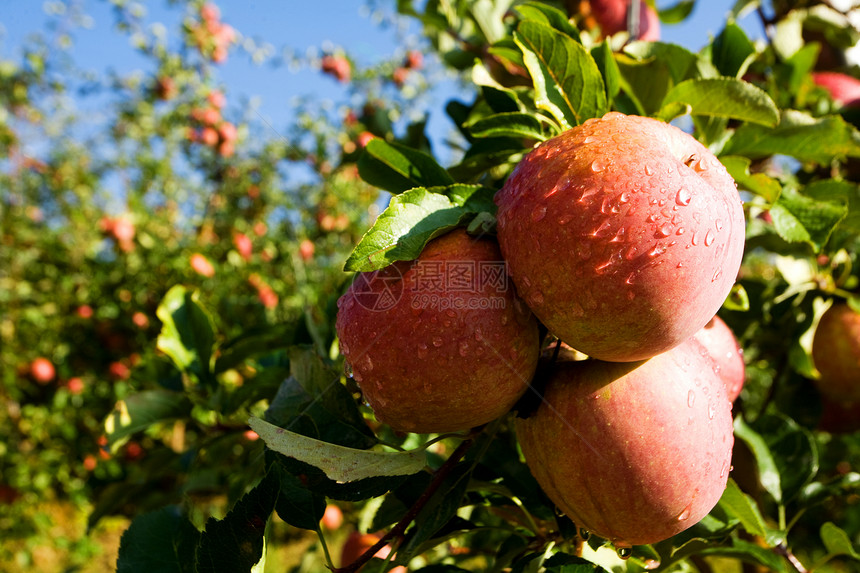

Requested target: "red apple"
[
  {"left": 692, "top": 315, "right": 745, "bottom": 402},
  {"left": 200, "top": 2, "right": 220, "bottom": 22},
  {"left": 233, "top": 231, "right": 253, "bottom": 261},
  {"left": 340, "top": 531, "right": 406, "bottom": 572},
  {"left": 335, "top": 229, "right": 540, "bottom": 434},
  {"left": 589, "top": 0, "right": 660, "bottom": 41},
  {"left": 132, "top": 311, "right": 149, "bottom": 329},
  {"left": 218, "top": 122, "right": 237, "bottom": 143},
  {"left": 298, "top": 238, "right": 315, "bottom": 261},
  {"left": 201, "top": 127, "right": 219, "bottom": 147},
  {"left": 190, "top": 253, "right": 215, "bottom": 277},
  {"left": 818, "top": 396, "right": 860, "bottom": 434},
  {"left": 812, "top": 302, "right": 860, "bottom": 403},
  {"left": 392, "top": 67, "right": 409, "bottom": 87},
  {"left": 77, "top": 305, "right": 94, "bottom": 319},
  {"left": 109, "top": 361, "right": 131, "bottom": 381},
  {"left": 207, "top": 90, "right": 226, "bottom": 109},
  {"left": 321, "top": 504, "right": 344, "bottom": 531},
  {"left": 321, "top": 55, "right": 351, "bottom": 83},
  {"left": 516, "top": 336, "right": 734, "bottom": 546},
  {"left": 30, "top": 357, "right": 56, "bottom": 384},
  {"left": 812, "top": 71, "right": 860, "bottom": 108},
  {"left": 495, "top": 112, "right": 745, "bottom": 362},
  {"left": 357, "top": 131, "right": 375, "bottom": 148},
  {"left": 67, "top": 377, "right": 85, "bottom": 395},
  {"left": 405, "top": 50, "right": 423, "bottom": 70}
]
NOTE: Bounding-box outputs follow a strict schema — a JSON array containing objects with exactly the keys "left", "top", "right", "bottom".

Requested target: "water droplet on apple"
[
  {"left": 590, "top": 158, "right": 606, "bottom": 172},
  {"left": 616, "top": 545, "right": 632, "bottom": 560},
  {"left": 579, "top": 528, "right": 590, "bottom": 540},
  {"left": 531, "top": 205, "right": 547, "bottom": 222},
  {"left": 591, "top": 219, "right": 612, "bottom": 237},
  {"left": 432, "top": 337, "right": 444, "bottom": 347},
  {"left": 712, "top": 268, "right": 722, "bottom": 282},
  {"left": 675, "top": 188, "right": 691, "bottom": 206},
  {"left": 691, "top": 232, "right": 699, "bottom": 246},
  {"left": 618, "top": 192, "right": 630, "bottom": 203},
  {"left": 625, "top": 272, "right": 636, "bottom": 285},
  {"left": 417, "top": 343, "right": 428, "bottom": 359},
  {"left": 624, "top": 246, "right": 638, "bottom": 261},
  {"left": 675, "top": 226, "right": 685, "bottom": 235},
  {"left": 530, "top": 290, "right": 545, "bottom": 306},
  {"left": 458, "top": 341, "right": 469, "bottom": 357},
  {"left": 676, "top": 503, "right": 692, "bottom": 521},
  {"left": 647, "top": 244, "right": 667, "bottom": 258},
  {"left": 704, "top": 229, "right": 715, "bottom": 246},
  {"left": 715, "top": 219, "right": 723, "bottom": 231},
  {"left": 340, "top": 341, "right": 350, "bottom": 355},
  {"left": 687, "top": 390, "right": 695, "bottom": 408},
  {"left": 644, "top": 164, "right": 653, "bottom": 176},
  {"left": 655, "top": 224, "right": 672, "bottom": 238},
  {"left": 609, "top": 227, "right": 626, "bottom": 243},
  {"left": 580, "top": 185, "right": 600, "bottom": 202},
  {"left": 708, "top": 401, "right": 716, "bottom": 420}
]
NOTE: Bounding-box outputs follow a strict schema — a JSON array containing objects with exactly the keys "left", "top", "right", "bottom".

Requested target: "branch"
[{"left": 331, "top": 434, "right": 476, "bottom": 573}]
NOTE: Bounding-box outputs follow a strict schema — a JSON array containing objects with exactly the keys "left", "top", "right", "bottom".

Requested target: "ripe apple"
[
  {"left": 321, "top": 504, "right": 344, "bottom": 531},
  {"left": 67, "top": 377, "right": 85, "bottom": 395},
  {"left": 335, "top": 229, "right": 540, "bottom": 434},
  {"left": 190, "top": 253, "right": 216, "bottom": 277},
  {"left": 132, "top": 311, "right": 150, "bottom": 329},
  {"left": 692, "top": 315, "right": 745, "bottom": 402},
  {"left": 207, "top": 90, "right": 226, "bottom": 109},
  {"left": 340, "top": 531, "right": 406, "bottom": 572},
  {"left": 818, "top": 395, "right": 860, "bottom": 434},
  {"left": 109, "top": 361, "right": 131, "bottom": 381},
  {"left": 588, "top": 0, "right": 660, "bottom": 41},
  {"left": 516, "top": 336, "right": 734, "bottom": 546},
  {"left": 77, "top": 305, "right": 94, "bottom": 319},
  {"left": 495, "top": 112, "right": 745, "bottom": 362},
  {"left": 811, "top": 302, "right": 860, "bottom": 403},
  {"left": 30, "top": 357, "right": 56, "bottom": 384},
  {"left": 812, "top": 71, "right": 860, "bottom": 108},
  {"left": 299, "top": 238, "right": 315, "bottom": 261},
  {"left": 321, "top": 55, "right": 351, "bottom": 83},
  {"left": 233, "top": 231, "right": 253, "bottom": 261}
]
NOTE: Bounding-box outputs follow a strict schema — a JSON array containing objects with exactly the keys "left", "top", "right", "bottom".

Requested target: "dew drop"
[
  {"left": 618, "top": 191, "right": 630, "bottom": 203},
  {"left": 530, "top": 290, "right": 545, "bottom": 306},
  {"left": 647, "top": 244, "right": 667, "bottom": 258},
  {"left": 584, "top": 135, "right": 596, "bottom": 144},
  {"left": 432, "top": 337, "right": 444, "bottom": 347},
  {"left": 344, "top": 361, "right": 354, "bottom": 378},
  {"left": 417, "top": 343, "right": 428, "bottom": 359},
  {"left": 675, "top": 226, "right": 685, "bottom": 235},
  {"left": 708, "top": 401, "right": 716, "bottom": 420},
  {"left": 617, "top": 546, "right": 633, "bottom": 560},
  {"left": 579, "top": 185, "right": 600, "bottom": 202},
  {"left": 704, "top": 229, "right": 715, "bottom": 246},
  {"left": 531, "top": 205, "right": 547, "bottom": 222},
  {"left": 340, "top": 341, "right": 350, "bottom": 355},
  {"left": 644, "top": 559, "right": 662, "bottom": 570},
  {"left": 625, "top": 272, "right": 636, "bottom": 285},
  {"left": 687, "top": 389, "right": 695, "bottom": 408},
  {"left": 715, "top": 219, "right": 723, "bottom": 231},
  {"left": 677, "top": 262, "right": 684, "bottom": 268},
  {"left": 675, "top": 188, "right": 692, "bottom": 206},
  {"left": 579, "top": 528, "right": 590, "bottom": 540},
  {"left": 676, "top": 503, "right": 692, "bottom": 521},
  {"left": 712, "top": 268, "right": 723, "bottom": 282},
  {"left": 655, "top": 224, "right": 672, "bottom": 238},
  {"left": 691, "top": 232, "right": 699, "bottom": 246},
  {"left": 610, "top": 227, "right": 626, "bottom": 243},
  {"left": 646, "top": 214, "right": 658, "bottom": 223},
  {"left": 558, "top": 212, "right": 574, "bottom": 226},
  {"left": 458, "top": 341, "right": 469, "bottom": 357},
  {"left": 644, "top": 164, "right": 653, "bottom": 176},
  {"left": 590, "top": 158, "right": 607, "bottom": 172},
  {"left": 624, "top": 246, "right": 638, "bottom": 261},
  {"left": 590, "top": 219, "right": 613, "bottom": 237}
]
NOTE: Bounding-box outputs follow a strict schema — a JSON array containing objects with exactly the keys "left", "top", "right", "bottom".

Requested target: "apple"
[
  {"left": 67, "top": 377, "right": 85, "bottom": 395},
  {"left": 200, "top": 2, "right": 220, "bottom": 22},
  {"left": 812, "top": 71, "right": 860, "bottom": 108},
  {"left": 405, "top": 50, "right": 423, "bottom": 70},
  {"left": 190, "top": 253, "right": 216, "bottom": 277},
  {"left": 692, "top": 315, "right": 745, "bottom": 402},
  {"left": 340, "top": 531, "right": 406, "bottom": 572},
  {"left": 299, "top": 238, "right": 315, "bottom": 261},
  {"left": 818, "top": 396, "right": 860, "bottom": 434},
  {"left": 321, "top": 55, "right": 351, "bottom": 83},
  {"left": 392, "top": 67, "right": 409, "bottom": 87},
  {"left": 812, "top": 302, "right": 860, "bottom": 403},
  {"left": 132, "top": 311, "right": 150, "bottom": 329},
  {"left": 495, "top": 112, "right": 745, "bottom": 362},
  {"left": 109, "top": 361, "right": 131, "bottom": 381},
  {"left": 218, "top": 122, "right": 237, "bottom": 143},
  {"left": 357, "top": 131, "right": 375, "bottom": 148},
  {"left": 516, "top": 336, "right": 734, "bottom": 546},
  {"left": 30, "top": 357, "right": 56, "bottom": 384},
  {"left": 77, "top": 305, "right": 94, "bottom": 319},
  {"left": 233, "top": 231, "right": 253, "bottom": 261},
  {"left": 207, "top": 90, "right": 226, "bottom": 109},
  {"left": 201, "top": 127, "right": 219, "bottom": 147},
  {"left": 335, "top": 229, "right": 540, "bottom": 434},
  {"left": 588, "top": 0, "right": 660, "bottom": 41},
  {"left": 321, "top": 504, "right": 344, "bottom": 530}
]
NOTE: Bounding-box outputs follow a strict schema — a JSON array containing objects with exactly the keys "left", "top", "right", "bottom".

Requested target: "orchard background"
[{"left": 3, "top": 0, "right": 860, "bottom": 571}]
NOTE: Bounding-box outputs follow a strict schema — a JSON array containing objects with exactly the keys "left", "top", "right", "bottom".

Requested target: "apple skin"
[
  {"left": 340, "top": 531, "right": 406, "bottom": 572},
  {"left": 495, "top": 112, "right": 745, "bottom": 362},
  {"left": 812, "top": 71, "right": 860, "bottom": 108},
  {"left": 589, "top": 0, "right": 660, "bottom": 41},
  {"left": 335, "top": 229, "right": 540, "bottom": 434},
  {"left": 812, "top": 302, "right": 860, "bottom": 403},
  {"left": 818, "top": 396, "right": 860, "bottom": 434},
  {"left": 692, "top": 315, "right": 745, "bottom": 402},
  {"left": 516, "top": 337, "right": 734, "bottom": 546}
]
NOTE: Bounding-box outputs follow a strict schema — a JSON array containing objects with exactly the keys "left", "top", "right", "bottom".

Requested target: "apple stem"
[{"left": 330, "top": 433, "right": 477, "bottom": 573}]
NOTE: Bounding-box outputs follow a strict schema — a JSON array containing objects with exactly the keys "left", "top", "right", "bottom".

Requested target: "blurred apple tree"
[{"left": 4, "top": 0, "right": 860, "bottom": 572}]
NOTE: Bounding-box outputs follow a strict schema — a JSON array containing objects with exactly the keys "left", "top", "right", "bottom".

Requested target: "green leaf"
[
  {"left": 197, "top": 472, "right": 278, "bottom": 573},
  {"left": 104, "top": 390, "right": 193, "bottom": 448},
  {"left": 271, "top": 461, "right": 326, "bottom": 531},
  {"left": 752, "top": 413, "right": 819, "bottom": 503},
  {"left": 466, "top": 112, "right": 552, "bottom": 140},
  {"left": 770, "top": 186, "right": 848, "bottom": 251},
  {"left": 358, "top": 139, "right": 454, "bottom": 194},
  {"left": 215, "top": 323, "right": 299, "bottom": 374},
  {"left": 117, "top": 507, "right": 200, "bottom": 573},
  {"left": 624, "top": 41, "right": 712, "bottom": 83},
  {"left": 513, "top": 1, "right": 581, "bottom": 42},
  {"left": 514, "top": 20, "right": 607, "bottom": 128},
  {"left": 722, "top": 110, "right": 860, "bottom": 164},
  {"left": 659, "top": 0, "right": 695, "bottom": 24},
  {"left": 249, "top": 417, "right": 426, "bottom": 483},
  {"left": 724, "top": 283, "right": 750, "bottom": 312},
  {"left": 591, "top": 41, "right": 621, "bottom": 101},
  {"left": 712, "top": 21, "right": 756, "bottom": 78},
  {"left": 733, "top": 416, "right": 783, "bottom": 503},
  {"left": 805, "top": 179, "right": 860, "bottom": 232},
  {"left": 344, "top": 185, "right": 496, "bottom": 272},
  {"left": 821, "top": 522, "right": 860, "bottom": 559},
  {"left": 156, "top": 285, "right": 216, "bottom": 384},
  {"left": 717, "top": 479, "right": 783, "bottom": 546},
  {"left": 658, "top": 78, "right": 779, "bottom": 126},
  {"left": 720, "top": 156, "right": 782, "bottom": 203},
  {"left": 698, "top": 538, "right": 789, "bottom": 572}
]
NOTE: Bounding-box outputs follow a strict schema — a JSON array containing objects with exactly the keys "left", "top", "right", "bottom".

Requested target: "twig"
[
  {"left": 775, "top": 543, "right": 808, "bottom": 573},
  {"left": 331, "top": 435, "right": 477, "bottom": 573}
]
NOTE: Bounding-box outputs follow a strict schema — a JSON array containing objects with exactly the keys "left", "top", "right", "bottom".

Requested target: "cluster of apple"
[
  {"left": 188, "top": 3, "right": 236, "bottom": 64},
  {"left": 188, "top": 90, "right": 237, "bottom": 157},
  {"left": 336, "top": 113, "right": 748, "bottom": 549}
]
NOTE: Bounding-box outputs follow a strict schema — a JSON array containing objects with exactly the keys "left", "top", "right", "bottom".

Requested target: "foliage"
[{"left": 4, "top": 0, "right": 860, "bottom": 572}]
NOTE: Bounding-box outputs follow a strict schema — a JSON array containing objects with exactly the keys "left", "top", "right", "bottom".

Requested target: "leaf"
[
  {"left": 821, "top": 522, "right": 860, "bottom": 559},
  {"left": 116, "top": 507, "right": 200, "bottom": 573},
  {"left": 104, "top": 390, "right": 192, "bottom": 448},
  {"left": 358, "top": 139, "right": 454, "bottom": 194},
  {"left": 720, "top": 156, "right": 782, "bottom": 203},
  {"left": 591, "top": 41, "right": 621, "bottom": 101},
  {"left": 712, "top": 21, "right": 756, "bottom": 78},
  {"left": 513, "top": 1, "right": 581, "bottom": 42},
  {"left": 733, "top": 416, "right": 783, "bottom": 503},
  {"left": 215, "top": 323, "right": 299, "bottom": 373},
  {"left": 717, "top": 479, "right": 783, "bottom": 546},
  {"left": 249, "top": 417, "right": 426, "bottom": 483},
  {"left": 658, "top": 0, "right": 696, "bottom": 24},
  {"left": 156, "top": 285, "right": 216, "bottom": 384},
  {"left": 724, "top": 283, "right": 750, "bottom": 312},
  {"left": 752, "top": 413, "right": 819, "bottom": 503},
  {"left": 466, "top": 112, "right": 551, "bottom": 140},
  {"left": 805, "top": 179, "right": 860, "bottom": 232},
  {"left": 769, "top": 186, "right": 847, "bottom": 251},
  {"left": 344, "top": 185, "right": 496, "bottom": 272},
  {"left": 514, "top": 20, "right": 607, "bottom": 128},
  {"left": 658, "top": 78, "right": 779, "bottom": 126},
  {"left": 271, "top": 461, "right": 326, "bottom": 531},
  {"left": 196, "top": 472, "right": 278, "bottom": 573},
  {"left": 698, "top": 538, "right": 789, "bottom": 572},
  {"left": 722, "top": 110, "right": 860, "bottom": 164}
]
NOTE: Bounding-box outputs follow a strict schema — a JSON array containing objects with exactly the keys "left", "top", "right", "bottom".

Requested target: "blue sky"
[{"left": 0, "top": 1, "right": 765, "bottom": 161}]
